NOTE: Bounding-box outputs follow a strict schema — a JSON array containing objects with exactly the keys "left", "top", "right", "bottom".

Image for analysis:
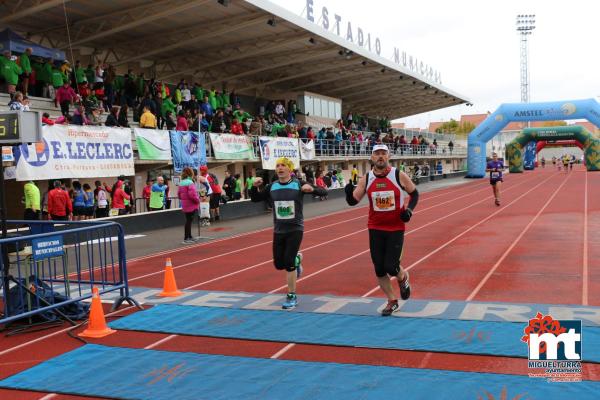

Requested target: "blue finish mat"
[
  {"left": 109, "top": 304, "right": 600, "bottom": 362},
  {"left": 1, "top": 344, "right": 598, "bottom": 400}
]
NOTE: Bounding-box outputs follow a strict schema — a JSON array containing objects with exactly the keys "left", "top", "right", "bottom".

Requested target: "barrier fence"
[{"left": 0, "top": 220, "right": 139, "bottom": 328}]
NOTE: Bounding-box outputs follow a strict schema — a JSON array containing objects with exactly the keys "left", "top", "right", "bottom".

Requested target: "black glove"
[
  {"left": 345, "top": 182, "right": 358, "bottom": 206},
  {"left": 400, "top": 208, "right": 412, "bottom": 222}
]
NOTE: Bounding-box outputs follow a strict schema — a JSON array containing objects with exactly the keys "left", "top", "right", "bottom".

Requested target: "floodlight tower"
[{"left": 516, "top": 14, "right": 536, "bottom": 103}]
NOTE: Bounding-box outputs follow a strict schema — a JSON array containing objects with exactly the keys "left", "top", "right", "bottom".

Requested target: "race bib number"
[
  {"left": 371, "top": 191, "right": 396, "bottom": 212},
  {"left": 491, "top": 172, "right": 500, "bottom": 179},
  {"left": 275, "top": 201, "right": 295, "bottom": 219}
]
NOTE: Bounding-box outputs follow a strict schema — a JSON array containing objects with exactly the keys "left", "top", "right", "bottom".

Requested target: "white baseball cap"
[{"left": 372, "top": 144, "right": 389, "bottom": 153}]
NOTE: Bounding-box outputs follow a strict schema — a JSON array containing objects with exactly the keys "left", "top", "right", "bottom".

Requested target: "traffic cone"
[
  {"left": 79, "top": 287, "right": 116, "bottom": 338},
  {"left": 158, "top": 258, "right": 183, "bottom": 297}
]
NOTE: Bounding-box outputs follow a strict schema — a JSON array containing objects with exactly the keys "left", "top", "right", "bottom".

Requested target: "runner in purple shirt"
[{"left": 486, "top": 152, "right": 504, "bottom": 206}]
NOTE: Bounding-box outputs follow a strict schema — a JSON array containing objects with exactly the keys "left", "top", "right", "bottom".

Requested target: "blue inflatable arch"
[{"left": 467, "top": 98, "right": 600, "bottom": 177}]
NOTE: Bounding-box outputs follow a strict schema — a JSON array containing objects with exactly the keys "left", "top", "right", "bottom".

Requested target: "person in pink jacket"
[
  {"left": 55, "top": 82, "right": 78, "bottom": 116},
  {"left": 177, "top": 167, "right": 200, "bottom": 244},
  {"left": 111, "top": 179, "right": 130, "bottom": 215}
]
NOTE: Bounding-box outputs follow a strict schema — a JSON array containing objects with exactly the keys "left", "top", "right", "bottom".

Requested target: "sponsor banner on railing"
[
  {"left": 14, "top": 125, "right": 134, "bottom": 181},
  {"left": 134, "top": 128, "right": 172, "bottom": 160},
  {"left": 2, "top": 147, "right": 14, "bottom": 162},
  {"left": 209, "top": 133, "right": 256, "bottom": 160},
  {"left": 170, "top": 131, "right": 207, "bottom": 173},
  {"left": 300, "top": 139, "right": 315, "bottom": 160},
  {"left": 258, "top": 136, "right": 300, "bottom": 170}
]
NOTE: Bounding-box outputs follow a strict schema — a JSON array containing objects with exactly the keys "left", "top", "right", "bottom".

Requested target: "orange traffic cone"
[
  {"left": 158, "top": 258, "right": 182, "bottom": 297},
  {"left": 79, "top": 287, "right": 116, "bottom": 338}
]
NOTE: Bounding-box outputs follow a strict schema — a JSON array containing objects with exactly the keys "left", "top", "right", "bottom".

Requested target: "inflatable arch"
[
  {"left": 467, "top": 98, "right": 600, "bottom": 177},
  {"left": 536, "top": 139, "right": 583, "bottom": 153},
  {"left": 506, "top": 126, "right": 598, "bottom": 172}
]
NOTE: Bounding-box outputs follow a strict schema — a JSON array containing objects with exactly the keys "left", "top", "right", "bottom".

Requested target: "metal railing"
[{"left": 0, "top": 220, "right": 139, "bottom": 327}]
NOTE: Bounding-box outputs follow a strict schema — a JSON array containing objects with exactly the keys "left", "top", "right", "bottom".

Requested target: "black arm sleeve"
[
  {"left": 406, "top": 188, "right": 419, "bottom": 211},
  {"left": 345, "top": 182, "right": 359, "bottom": 206},
  {"left": 250, "top": 184, "right": 270, "bottom": 202}
]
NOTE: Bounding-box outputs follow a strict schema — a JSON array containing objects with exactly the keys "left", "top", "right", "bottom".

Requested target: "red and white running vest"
[{"left": 366, "top": 167, "right": 405, "bottom": 231}]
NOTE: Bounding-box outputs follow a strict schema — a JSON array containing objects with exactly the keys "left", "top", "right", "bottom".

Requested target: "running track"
[{"left": 1, "top": 166, "right": 599, "bottom": 399}]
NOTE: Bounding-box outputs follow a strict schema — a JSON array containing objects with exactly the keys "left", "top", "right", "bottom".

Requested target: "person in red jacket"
[
  {"left": 230, "top": 118, "right": 244, "bottom": 135},
  {"left": 111, "top": 179, "right": 130, "bottom": 215},
  {"left": 47, "top": 181, "right": 72, "bottom": 221},
  {"left": 176, "top": 110, "right": 188, "bottom": 131}
]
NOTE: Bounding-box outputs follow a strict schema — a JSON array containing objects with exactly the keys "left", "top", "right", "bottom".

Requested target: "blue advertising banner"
[
  {"left": 169, "top": 131, "right": 206, "bottom": 173},
  {"left": 31, "top": 235, "right": 64, "bottom": 261}
]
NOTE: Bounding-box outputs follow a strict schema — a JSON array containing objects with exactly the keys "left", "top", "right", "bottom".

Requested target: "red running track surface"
[{"left": 1, "top": 166, "right": 599, "bottom": 400}]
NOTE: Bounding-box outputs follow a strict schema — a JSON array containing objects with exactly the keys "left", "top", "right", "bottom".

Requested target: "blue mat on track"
[
  {"left": 108, "top": 304, "right": 600, "bottom": 362},
  {"left": 1, "top": 344, "right": 598, "bottom": 400}
]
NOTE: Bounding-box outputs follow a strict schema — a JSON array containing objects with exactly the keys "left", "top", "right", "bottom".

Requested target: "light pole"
[{"left": 516, "top": 14, "right": 536, "bottom": 104}]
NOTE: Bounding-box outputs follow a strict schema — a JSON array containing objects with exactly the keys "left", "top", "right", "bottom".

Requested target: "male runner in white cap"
[{"left": 345, "top": 144, "right": 419, "bottom": 316}]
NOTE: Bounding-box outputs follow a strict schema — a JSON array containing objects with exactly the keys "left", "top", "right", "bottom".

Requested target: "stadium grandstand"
[{"left": 0, "top": 0, "right": 469, "bottom": 218}]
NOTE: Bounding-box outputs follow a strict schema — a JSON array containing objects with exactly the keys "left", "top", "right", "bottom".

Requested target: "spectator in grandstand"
[
  {"left": 231, "top": 118, "right": 244, "bottom": 135},
  {"left": 118, "top": 104, "right": 130, "bottom": 127},
  {"left": 1, "top": 51, "right": 22, "bottom": 95},
  {"left": 448, "top": 140, "right": 454, "bottom": 154},
  {"left": 176, "top": 110, "right": 189, "bottom": 131},
  {"left": 48, "top": 180, "right": 72, "bottom": 221},
  {"left": 8, "top": 91, "right": 25, "bottom": 110},
  {"left": 140, "top": 106, "right": 157, "bottom": 129},
  {"left": 42, "top": 112, "right": 55, "bottom": 125},
  {"left": 105, "top": 106, "right": 120, "bottom": 127},
  {"left": 410, "top": 136, "right": 419, "bottom": 154},
  {"left": 275, "top": 101, "right": 285, "bottom": 118},
  {"left": 23, "top": 180, "right": 41, "bottom": 220},
  {"left": 201, "top": 95, "right": 213, "bottom": 120},
  {"left": 55, "top": 82, "right": 78, "bottom": 116},
  {"left": 19, "top": 48, "right": 32, "bottom": 95},
  {"left": 87, "top": 107, "right": 103, "bottom": 126},
  {"left": 95, "top": 62, "right": 104, "bottom": 85},
  {"left": 177, "top": 167, "right": 200, "bottom": 244},
  {"left": 164, "top": 110, "right": 176, "bottom": 130}
]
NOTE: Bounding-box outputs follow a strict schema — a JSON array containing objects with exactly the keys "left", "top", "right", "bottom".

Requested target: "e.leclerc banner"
[
  {"left": 258, "top": 136, "right": 300, "bottom": 170},
  {"left": 209, "top": 133, "right": 256, "bottom": 160},
  {"left": 134, "top": 128, "right": 172, "bottom": 160},
  {"left": 14, "top": 125, "right": 134, "bottom": 181}
]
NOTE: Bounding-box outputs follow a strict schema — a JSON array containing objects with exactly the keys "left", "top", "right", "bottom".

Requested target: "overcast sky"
[{"left": 274, "top": 0, "right": 599, "bottom": 128}]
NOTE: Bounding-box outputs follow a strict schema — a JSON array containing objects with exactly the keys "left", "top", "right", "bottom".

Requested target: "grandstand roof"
[{"left": 2, "top": 0, "right": 469, "bottom": 119}]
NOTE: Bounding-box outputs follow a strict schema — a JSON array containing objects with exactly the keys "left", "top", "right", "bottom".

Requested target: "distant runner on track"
[
  {"left": 486, "top": 152, "right": 504, "bottom": 206},
  {"left": 344, "top": 144, "right": 419, "bottom": 316},
  {"left": 250, "top": 157, "right": 327, "bottom": 310}
]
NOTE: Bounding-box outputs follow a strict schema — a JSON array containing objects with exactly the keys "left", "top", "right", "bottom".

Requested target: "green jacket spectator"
[
  {"left": 208, "top": 90, "right": 217, "bottom": 110},
  {"left": 193, "top": 85, "right": 204, "bottom": 101},
  {"left": 75, "top": 65, "right": 86, "bottom": 84},
  {"left": 2, "top": 58, "right": 22, "bottom": 85},
  {"left": 40, "top": 61, "right": 53, "bottom": 84},
  {"left": 24, "top": 181, "right": 41, "bottom": 211},
  {"left": 174, "top": 88, "right": 182, "bottom": 104},
  {"left": 221, "top": 91, "right": 231, "bottom": 107},
  {"left": 233, "top": 109, "right": 252, "bottom": 121},
  {"left": 51, "top": 68, "right": 64, "bottom": 88},
  {"left": 84, "top": 65, "right": 95, "bottom": 85},
  {"left": 19, "top": 52, "right": 31, "bottom": 74},
  {"left": 161, "top": 97, "right": 176, "bottom": 118}
]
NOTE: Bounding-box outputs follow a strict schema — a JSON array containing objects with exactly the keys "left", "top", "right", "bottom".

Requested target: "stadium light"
[
  {"left": 516, "top": 13, "right": 535, "bottom": 104},
  {"left": 267, "top": 17, "right": 277, "bottom": 27}
]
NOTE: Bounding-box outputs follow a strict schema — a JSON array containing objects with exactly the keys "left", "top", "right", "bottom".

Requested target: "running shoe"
[
  {"left": 381, "top": 300, "right": 399, "bottom": 316},
  {"left": 495, "top": 199, "right": 500, "bottom": 206},
  {"left": 295, "top": 252, "right": 303, "bottom": 278},
  {"left": 398, "top": 272, "right": 411, "bottom": 300},
  {"left": 282, "top": 293, "right": 298, "bottom": 309},
  {"left": 182, "top": 239, "right": 195, "bottom": 245}
]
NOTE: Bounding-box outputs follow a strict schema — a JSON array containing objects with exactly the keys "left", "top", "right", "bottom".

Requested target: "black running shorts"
[
  {"left": 369, "top": 229, "right": 404, "bottom": 278},
  {"left": 273, "top": 230, "right": 303, "bottom": 271}
]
